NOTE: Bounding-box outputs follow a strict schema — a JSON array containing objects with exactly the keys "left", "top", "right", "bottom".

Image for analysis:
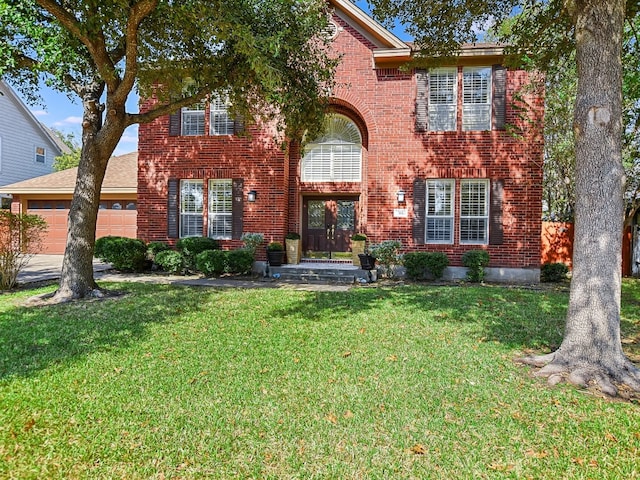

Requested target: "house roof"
[
  {"left": 330, "top": 0, "right": 411, "bottom": 65},
  {"left": 0, "top": 151, "right": 138, "bottom": 195},
  {"left": 0, "top": 80, "right": 67, "bottom": 157}
]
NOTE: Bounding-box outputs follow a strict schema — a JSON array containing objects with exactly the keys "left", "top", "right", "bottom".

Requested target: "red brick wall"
[{"left": 137, "top": 13, "right": 544, "bottom": 270}]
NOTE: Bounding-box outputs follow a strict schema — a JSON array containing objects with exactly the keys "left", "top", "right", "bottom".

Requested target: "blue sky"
[{"left": 19, "top": 0, "right": 408, "bottom": 157}]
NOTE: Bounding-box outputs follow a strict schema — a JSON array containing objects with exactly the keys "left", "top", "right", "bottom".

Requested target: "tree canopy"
[
  {"left": 0, "top": 0, "right": 336, "bottom": 300},
  {"left": 369, "top": 0, "right": 640, "bottom": 395}
]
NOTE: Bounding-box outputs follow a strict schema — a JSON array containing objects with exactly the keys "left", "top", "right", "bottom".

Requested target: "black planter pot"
[
  {"left": 358, "top": 254, "right": 376, "bottom": 270},
  {"left": 267, "top": 250, "right": 285, "bottom": 266}
]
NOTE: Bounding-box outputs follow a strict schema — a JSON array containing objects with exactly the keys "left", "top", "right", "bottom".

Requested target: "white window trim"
[
  {"left": 428, "top": 68, "right": 457, "bottom": 132},
  {"left": 210, "top": 94, "right": 234, "bottom": 136},
  {"left": 181, "top": 103, "right": 206, "bottom": 136},
  {"left": 179, "top": 179, "right": 204, "bottom": 238},
  {"left": 208, "top": 179, "right": 233, "bottom": 240},
  {"left": 425, "top": 179, "right": 455, "bottom": 244},
  {"left": 462, "top": 67, "right": 492, "bottom": 131},
  {"left": 460, "top": 179, "right": 489, "bottom": 245},
  {"left": 35, "top": 146, "right": 46, "bottom": 164}
]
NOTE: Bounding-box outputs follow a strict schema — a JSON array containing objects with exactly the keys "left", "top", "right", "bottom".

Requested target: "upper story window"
[
  {"left": 181, "top": 103, "right": 205, "bottom": 136},
  {"left": 35, "top": 146, "right": 46, "bottom": 163},
  {"left": 428, "top": 68, "right": 457, "bottom": 131},
  {"left": 210, "top": 94, "right": 234, "bottom": 136},
  {"left": 462, "top": 67, "right": 492, "bottom": 131},
  {"left": 301, "top": 114, "right": 362, "bottom": 182},
  {"left": 417, "top": 65, "right": 506, "bottom": 133}
]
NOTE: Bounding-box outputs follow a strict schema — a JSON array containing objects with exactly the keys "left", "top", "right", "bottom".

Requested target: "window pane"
[
  {"left": 308, "top": 200, "right": 325, "bottom": 229},
  {"left": 210, "top": 95, "right": 234, "bottom": 135},
  {"left": 337, "top": 201, "right": 355, "bottom": 230},
  {"left": 180, "top": 180, "right": 203, "bottom": 237},
  {"left": 208, "top": 179, "right": 232, "bottom": 239},
  {"left": 460, "top": 179, "right": 489, "bottom": 244},
  {"left": 301, "top": 115, "right": 362, "bottom": 182},
  {"left": 429, "top": 68, "right": 457, "bottom": 131},
  {"left": 463, "top": 67, "right": 491, "bottom": 131},
  {"left": 35, "top": 146, "right": 46, "bottom": 163},
  {"left": 181, "top": 103, "right": 205, "bottom": 136},
  {"left": 426, "top": 179, "right": 454, "bottom": 243}
]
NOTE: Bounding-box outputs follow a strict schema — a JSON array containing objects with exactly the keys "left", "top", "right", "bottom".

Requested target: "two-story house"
[
  {"left": 0, "top": 80, "right": 67, "bottom": 207},
  {"left": 137, "top": 0, "right": 544, "bottom": 282}
]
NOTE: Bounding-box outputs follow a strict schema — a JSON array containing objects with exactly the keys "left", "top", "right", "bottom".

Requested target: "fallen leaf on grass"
[
  {"left": 343, "top": 410, "right": 354, "bottom": 419},
  {"left": 605, "top": 432, "right": 618, "bottom": 442},
  {"left": 525, "top": 449, "right": 548, "bottom": 459},
  {"left": 410, "top": 444, "right": 426, "bottom": 455},
  {"left": 325, "top": 413, "right": 338, "bottom": 425},
  {"left": 386, "top": 355, "right": 398, "bottom": 362},
  {"left": 23, "top": 419, "right": 35, "bottom": 432},
  {"left": 488, "top": 463, "right": 515, "bottom": 472},
  {"left": 342, "top": 351, "right": 352, "bottom": 358}
]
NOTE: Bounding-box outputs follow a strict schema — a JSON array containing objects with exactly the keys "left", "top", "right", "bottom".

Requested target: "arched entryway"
[{"left": 301, "top": 114, "right": 363, "bottom": 259}]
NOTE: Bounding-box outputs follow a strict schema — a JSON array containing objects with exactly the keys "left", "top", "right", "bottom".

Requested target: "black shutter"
[
  {"left": 415, "top": 69, "right": 429, "bottom": 132},
  {"left": 412, "top": 178, "right": 426, "bottom": 244},
  {"left": 492, "top": 65, "right": 507, "bottom": 131},
  {"left": 167, "top": 178, "right": 179, "bottom": 238},
  {"left": 169, "top": 108, "right": 181, "bottom": 136},
  {"left": 489, "top": 179, "right": 504, "bottom": 245},
  {"left": 233, "top": 115, "right": 245, "bottom": 135},
  {"left": 232, "top": 178, "right": 244, "bottom": 240}
]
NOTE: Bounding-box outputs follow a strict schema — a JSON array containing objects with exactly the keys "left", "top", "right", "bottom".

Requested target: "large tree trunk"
[
  {"left": 52, "top": 83, "right": 124, "bottom": 301},
  {"left": 522, "top": 0, "right": 640, "bottom": 395}
]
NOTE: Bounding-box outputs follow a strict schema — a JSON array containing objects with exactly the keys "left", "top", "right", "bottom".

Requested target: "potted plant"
[
  {"left": 351, "top": 233, "right": 367, "bottom": 266},
  {"left": 266, "top": 241, "right": 285, "bottom": 266},
  {"left": 285, "top": 232, "right": 302, "bottom": 264}
]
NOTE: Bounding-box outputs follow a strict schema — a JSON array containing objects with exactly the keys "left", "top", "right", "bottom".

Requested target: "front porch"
[{"left": 261, "top": 259, "right": 376, "bottom": 284}]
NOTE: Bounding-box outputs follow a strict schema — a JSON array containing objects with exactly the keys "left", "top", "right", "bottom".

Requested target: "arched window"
[{"left": 301, "top": 114, "right": 362, "bottom": 182}]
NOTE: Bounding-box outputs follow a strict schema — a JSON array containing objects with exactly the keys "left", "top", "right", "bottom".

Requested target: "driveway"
[{"left": 18, "top": 254, "right": 112, "bottom": 284}]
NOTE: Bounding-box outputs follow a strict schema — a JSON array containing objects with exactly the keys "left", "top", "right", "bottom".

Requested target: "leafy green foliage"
[
  {"left": 0, "top": 211, "right": 47, "bottom": 289},
  {"left": 267, "top": 241, "right": 284, "bottom": 251},
  {"left": 369, "top": 240, "right": 402, "bottom": 278},
  {"left": 146, "top": 241, "right": 172, "bottom": 260},
  {"left": 195, "top": 250, "right": 227, "bottom": 276},
  {"left": 541, "top": 262, "right": 569, "bottom": 282},
  {"left": 52, "top": 150, "right": 81, "bottom": 171},
  {"left": 1, "top": 282, "right": 640, "bottom": 477},
  {"left": 176, "top": 237, "right": 219, "bottom": 269},
  {"left": 154, "top": 250, "right": 185, "bottom": 275},
  {"left": 403, "top": 251, "right": 450, "bottom": 280},
  {"left": 461, "top": 249, "right": 490, "bottom": 283},
  {"left": 93, "top": 236, "right": 147, "bottom": 272},
  {"left": 226, "top": 249, "right": 254, "bottom": 274},
  {"left": 241, "top": 233, "right": 264, "bottom": 255}
]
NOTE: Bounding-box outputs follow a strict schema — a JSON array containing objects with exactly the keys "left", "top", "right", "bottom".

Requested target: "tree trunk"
[
  {"left": 522, "top": 0, "right": 640, "bottom": 395},
  {"left": 52, "top": 84, "right": 124, "bottom": 301}
]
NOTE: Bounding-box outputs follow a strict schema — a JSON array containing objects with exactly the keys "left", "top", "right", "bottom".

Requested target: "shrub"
[
  {"left": 147, "top": 241, "right": 171, "bottom": 260},
  {"left": 351, "top": 233, "right": 367, "bottom": 241},
  {"left": 541, "top": 262, "right": 569, "bottom": 282},
  {"left": 94, "top": 236, "right": 148, "bottom": 272},
  {"left": 154, "top": 250, "right": 185, "bottom": 274},
  {"left": 285, "top": 232, "right": 301, "bottom": 240},
  {"left": 0, "top": 211, "right": 47, "bottom": 290},
  {"left": 241, "top": 233, "right": 264, "bottom": 255},
  {"left": 461, "top": 250, "right": 490, "bottom": 283},
  {"left": 403, "top": 252, "right": 450, "bottom": 281},
  {"left": 195, "top": 249, "right": 227, "bottom": 276},
  {"left": 177, "top": 237, "right": 220, "bottom": 268},
  {"left": 267, "top": 241, "right": 284, "bottom": 251},
  {"left": 369, "top": 240, "right": 402, "bottom": 278},
  {"left": 227, "top": 249, "right": 255, "bottom": 274}
]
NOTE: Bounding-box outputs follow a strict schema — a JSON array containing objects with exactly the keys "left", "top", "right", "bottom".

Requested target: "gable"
[{"left": 328, "top": 0, "right": 410, "bottom": 67}]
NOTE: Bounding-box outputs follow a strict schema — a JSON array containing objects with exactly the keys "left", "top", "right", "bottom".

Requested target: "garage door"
[{"left": 28, "top": 200, "right": 137, "bottom": 254}]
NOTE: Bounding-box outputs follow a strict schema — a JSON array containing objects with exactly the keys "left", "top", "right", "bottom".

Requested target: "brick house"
[{"left": 137, "top": 0, "right": 544, "bottom": 281}]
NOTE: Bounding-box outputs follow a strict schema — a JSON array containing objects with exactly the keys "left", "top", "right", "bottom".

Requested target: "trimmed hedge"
[
  {"left": 541, "top": 262, "right": 569, "bottom": 282},
  {"left": 94, "top": 236, "right": 147, "bottom": 272},
  {"left": 226, "top": 249, "right": 254, "bottom": 275},
  {"left": 176, "top": 237, "right": 220, "bottom": 269},
  {"left": 403, "top": 252, "right": 449, "bottom": 280},
  {"left": 461, "top": 250, "right": 490, "bottom": 283},
  {"left": 195, "top": 249, "right": 255, "bottom": 276},
  {"left": 154, "top": 250, "right": 185, "bottom": 274}
]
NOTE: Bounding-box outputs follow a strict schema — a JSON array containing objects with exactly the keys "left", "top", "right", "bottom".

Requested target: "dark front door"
[{"left": 303, "top": 197, "right": 357, "bottom": 258}]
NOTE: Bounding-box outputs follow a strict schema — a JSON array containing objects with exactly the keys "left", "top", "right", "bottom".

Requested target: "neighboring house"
[
  {"left": 0, "top": 80, "right": 69, "bottom": 206},
  {"left": 0, "top": 152, "right": 137, "bottom": 254},
  {"left": 137, "top": 0, "right": 544, "bottom": 282}
]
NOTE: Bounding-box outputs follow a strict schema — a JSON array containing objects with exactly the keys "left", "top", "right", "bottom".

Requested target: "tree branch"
[{"left": 125, "top": 90, "right": 209, "bottom": 126}]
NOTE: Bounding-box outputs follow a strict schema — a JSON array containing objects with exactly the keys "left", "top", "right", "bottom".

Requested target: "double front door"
[{"left": 303, "top": 197, "right": 358, "bottom": 258}]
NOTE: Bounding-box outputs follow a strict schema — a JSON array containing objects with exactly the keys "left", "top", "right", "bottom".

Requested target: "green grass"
[{"left": 1, "top": 280, "right": 639, "bottom": 479}]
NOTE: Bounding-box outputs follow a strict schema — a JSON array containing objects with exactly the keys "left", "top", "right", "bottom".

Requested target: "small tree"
[{"left": 0, "top": 211, "right": 47, "bottom": 290}]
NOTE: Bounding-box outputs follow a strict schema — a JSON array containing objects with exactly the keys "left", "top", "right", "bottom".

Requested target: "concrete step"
[{"left": 268, "top": 263, "right": 376, "bottom": 284}]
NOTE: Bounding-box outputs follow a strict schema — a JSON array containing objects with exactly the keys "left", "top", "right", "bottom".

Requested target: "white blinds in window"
[
  {"left": 463, "top": 67, "right": 492, "bottom": 131},
  {"left": 210, "top": 95, "right": 234, "bottom": 135},
  {"left": 429, "top": 68, "right": 457, "bottom": 131},
  {"left": 208, "top": 179, "right": 232, "bottom": 239}
]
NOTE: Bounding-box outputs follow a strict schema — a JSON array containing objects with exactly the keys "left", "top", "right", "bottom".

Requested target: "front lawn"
[{"left": 1, "top": 281, "right": 639, "bottom": 479}]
